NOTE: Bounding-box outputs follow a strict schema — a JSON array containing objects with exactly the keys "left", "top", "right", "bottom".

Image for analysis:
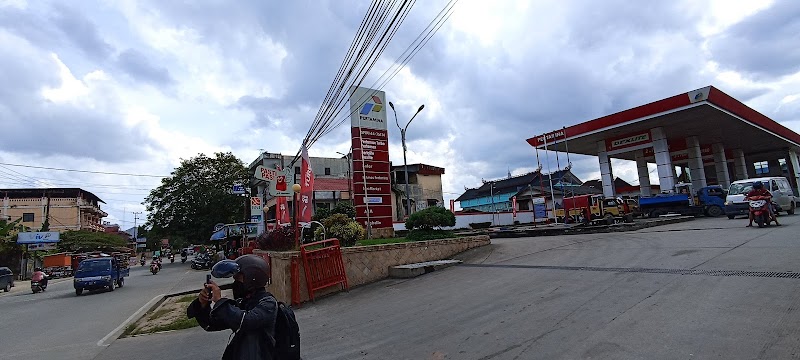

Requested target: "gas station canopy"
[
  {"left": 527, "top": 86, "right": 800, "bottom": 161},
  {"left": 526, "top": 86, "right": 800, "bottom": 198}
]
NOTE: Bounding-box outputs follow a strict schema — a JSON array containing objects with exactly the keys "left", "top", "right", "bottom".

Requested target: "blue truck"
[
  {"left": 73, "top": 254, "right": 129, "bottom": 296},
  {"left": 639, "top": 184, "right": 726, "bottom": 218}
]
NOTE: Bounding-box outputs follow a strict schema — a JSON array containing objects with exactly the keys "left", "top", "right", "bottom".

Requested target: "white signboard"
[
  {"left": 349, "top": 86, "right": 388, "bottom": 130},
  {"left": 255, "top": 166, "right": 293, "bottom": 197},
  {"left": 17, "top": 231, "right": 60, "bottom": 244}
]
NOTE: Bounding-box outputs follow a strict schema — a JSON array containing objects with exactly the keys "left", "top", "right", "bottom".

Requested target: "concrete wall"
[{"left": 258, "top": 235, "right": 490, "bottom": 304}]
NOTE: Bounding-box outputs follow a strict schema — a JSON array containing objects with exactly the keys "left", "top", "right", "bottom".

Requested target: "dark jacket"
[{"left": 187, "top": 288, "right": 278, "bottom": 360}]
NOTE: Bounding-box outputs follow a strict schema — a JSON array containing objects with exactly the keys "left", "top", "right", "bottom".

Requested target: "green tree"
[
  {"left": 0, "top": 218, "right": 24, "bottom": 266},
  {"left": 58, "top": 230, "right": 129, "bottom": 252},
  {"left": 144, "top": 152, "right": 249, "bottom": 244}
]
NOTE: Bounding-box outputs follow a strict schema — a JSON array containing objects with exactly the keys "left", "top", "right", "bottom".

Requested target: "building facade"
[
  {"left": 390, "top": 164, "right": 445, "bottom": 219},
  {"left": 1, "top": 188, "right": 107, "bottom": 232},
  {"left": 248, "top": 152, "right": 352, "bottom": 223},
  {"left": 457, "top": 170, "right": 583, "bottom": 212}
]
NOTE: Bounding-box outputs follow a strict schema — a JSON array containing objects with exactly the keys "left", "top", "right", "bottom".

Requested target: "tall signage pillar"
[{"left": 350, "top": 86, "right": 394, "bottom": 238}]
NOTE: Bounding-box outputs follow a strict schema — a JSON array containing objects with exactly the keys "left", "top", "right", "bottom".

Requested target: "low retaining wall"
[{"left": 258, "top": 235, "right": 490, "bottom": 304}]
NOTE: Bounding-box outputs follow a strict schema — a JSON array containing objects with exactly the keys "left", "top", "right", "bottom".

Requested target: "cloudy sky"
[{"left": 1, "top": 0, "right": 799, "bottom": 226}]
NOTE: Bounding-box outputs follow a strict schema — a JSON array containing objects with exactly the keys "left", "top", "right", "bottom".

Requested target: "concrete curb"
[{"left": 489, "top": 216, "right": 696, "bottom": 238}]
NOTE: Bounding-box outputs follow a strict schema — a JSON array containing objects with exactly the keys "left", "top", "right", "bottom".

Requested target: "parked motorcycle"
[
  {"left": 31, "top": 280, "right": 47, "bottom": 293},
  {"left": 748, "top": 195, "right": 775, "bottom": 228},
  {"left": 150, "top": 262, "right": 160, "bottom": 275}
]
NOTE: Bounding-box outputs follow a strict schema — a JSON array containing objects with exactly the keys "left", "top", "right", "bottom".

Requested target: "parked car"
[{"left": 0, "top": 266, "right": 15, "bottom": 292}]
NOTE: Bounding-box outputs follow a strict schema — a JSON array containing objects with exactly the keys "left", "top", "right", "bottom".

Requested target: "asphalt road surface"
[
  {"left": 100, "top": 214, "right": 800, "bottom": 360},
  {"left": 0, "top": 257, "right": 217, "bottom": 360},
  {"left": 8, "top": 214, "right": 800, "bottom": 359}
]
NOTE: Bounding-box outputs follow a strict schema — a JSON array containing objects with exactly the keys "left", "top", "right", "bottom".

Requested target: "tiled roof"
[
  {"left": 314, "top": 177, "right": 350, "bottom": 191},
  {"left": 456, "top": 170, "right": 582, "bottom": 202}
]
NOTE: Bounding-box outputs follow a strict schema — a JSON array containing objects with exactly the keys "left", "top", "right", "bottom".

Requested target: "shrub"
[
  {"left": 256, "top": 225, "right": 295, "bottom": 251},
  {"left": 314, "top": 213, "right": 365, "bottom": 247},
  {"left": 405, "top": 206, "right": 456, "bottom": 231},
  {"left": 407, "top": 229, "right": 455, "bottom": 242}
]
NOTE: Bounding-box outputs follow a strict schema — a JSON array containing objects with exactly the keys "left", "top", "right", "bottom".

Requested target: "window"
[
  {"left": 22, "top": 213, "right": 34, "bottom": 222},
  {"left": 324, "top": 167, "right": 331, "bottom": 175},
  {"left": 772, "top": 180, "right": 779, "bottom": 191},
  {"left": 754, "top": 161, "right": 769, "bottom": 175},
  {"left": 294, "top": 167, "right": 301, "bottom": 174},
  {"left": 779, "top": 159, "right": 788, "bottom": 174}
]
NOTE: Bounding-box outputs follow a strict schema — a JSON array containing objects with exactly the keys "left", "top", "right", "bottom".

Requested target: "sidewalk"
[{"left": 0, "top": 277, "right": 73, "bottom": 296}]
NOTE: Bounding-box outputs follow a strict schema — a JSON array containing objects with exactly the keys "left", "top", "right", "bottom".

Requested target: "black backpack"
[{"left": 271, "top": 298, "right": 301, "bottom": 360}]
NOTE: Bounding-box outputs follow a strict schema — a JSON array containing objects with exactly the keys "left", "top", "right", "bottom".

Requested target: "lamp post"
[
  {"left": 336, "top": 150, "right": 352, "bottom": 201},
  {"left": 389, "top": 102, "right": 425, "bottom": 218},
  {"left": 292, "top": 183, "right": 301, "bottom": 248}
]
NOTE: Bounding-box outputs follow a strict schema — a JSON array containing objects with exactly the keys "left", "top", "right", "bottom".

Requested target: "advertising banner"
[
  {"left": 276, "top": 196, "right": 290, "bottom": 224},
  {"left": 299, "top": 145, "right": 315, "bottom": 223}
]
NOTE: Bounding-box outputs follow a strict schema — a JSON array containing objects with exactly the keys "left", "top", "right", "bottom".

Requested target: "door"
[{"left": 771, "top": 180, "right": 788, "bottom": 209}]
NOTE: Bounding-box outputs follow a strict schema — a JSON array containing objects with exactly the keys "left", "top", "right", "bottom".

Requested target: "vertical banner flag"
[
  {"left": 512, "top": 196, "right": 517, "bottom": 219},
  {"left": 300, "top": 144, "right": 315, "bottom": 223},
  {"left": 275, "top": 166, "right": 291, "bottom": 225},
  {"left": 450, "top": 199, "right": 455, "bottom": 213}
]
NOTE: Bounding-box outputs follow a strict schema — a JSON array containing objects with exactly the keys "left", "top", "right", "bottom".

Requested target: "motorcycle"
[
  {"left": 140, "top": 259, "right": 146, "bottom": 266},
  {"left": 31, "top": 281, "right": 47, "bottom": 293},
  {"left": 748, "top": 195, "right": 775, "bottom": 228},
  {"left": 181, "top": 254, "right": 187, "bottom": 263},
  {"left": 150, "top": 262, "right": 160, "bottom": 275},
  {"left": 169, "top": 254, "right": 175, "bottom": 263}
]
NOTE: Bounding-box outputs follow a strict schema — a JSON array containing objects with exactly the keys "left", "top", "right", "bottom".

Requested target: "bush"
[
  {"left": 314, "top": 213, "right": 365, "bottom": 247},
  {"left": 256, "top": 225, "right": 295, "bottom": 251},
  {"left": 405, "top": 206, "right": 456, "bottom": 231},
  {"left": 407, "top": 229, "right": 455, "bottom": 242}
]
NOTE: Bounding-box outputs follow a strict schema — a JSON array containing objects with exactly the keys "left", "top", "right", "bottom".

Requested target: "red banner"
[
  {"left": 356, "top": 205, "right": 394, "bottom": 218},
  {"left": 300, "top": 145, "right": 315, "bottom": 223},
  {"left": 275, "top": 196, "right": 289, "bottom": 224}
]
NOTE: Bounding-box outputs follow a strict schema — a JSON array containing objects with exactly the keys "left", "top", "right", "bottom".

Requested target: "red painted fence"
[{"left": 299, "top": 238, "right": 349, "bottom": 302}]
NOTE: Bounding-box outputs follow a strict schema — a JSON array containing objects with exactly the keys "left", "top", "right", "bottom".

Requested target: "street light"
[
  {"left": 336, "top": 150, "right": 352, "bottom": 200},
  {"left": 292, "top": 183, "right": 302, "bottom": 248},
  {"left": 389, "top": 102, "right": 425, "bottom": 218}
]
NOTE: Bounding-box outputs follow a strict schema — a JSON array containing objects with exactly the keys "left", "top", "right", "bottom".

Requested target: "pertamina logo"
[{"left": 360, "top": 95, "right": 384, "bottom": 115}]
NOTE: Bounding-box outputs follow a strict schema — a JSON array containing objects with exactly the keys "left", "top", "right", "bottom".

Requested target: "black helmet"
[
  {"left": 753, "top": 181, "right": 763, "bottom": 190},
  {"left": 211, "top": 255, "right": 270, "bottom": 291},
  {"left": 34, "top": 267, "right": 42, "bottom": 272}
]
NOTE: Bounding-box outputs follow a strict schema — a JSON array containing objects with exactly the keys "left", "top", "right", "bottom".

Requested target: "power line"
[{"left": 0, "top": 162, "right": 167, "bottom": 178}]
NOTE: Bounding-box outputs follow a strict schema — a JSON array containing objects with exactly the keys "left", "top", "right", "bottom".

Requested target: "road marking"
[{"left": 97, "top": 293, "right": 165, "bottom": 347}]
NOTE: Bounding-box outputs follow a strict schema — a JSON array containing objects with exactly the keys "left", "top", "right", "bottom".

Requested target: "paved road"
[
  {"left": 98, "top": 214, "right": 800, "bottom": 359},
  {"left": 0, "top": 258, "right": 221, "bottom": 360}
]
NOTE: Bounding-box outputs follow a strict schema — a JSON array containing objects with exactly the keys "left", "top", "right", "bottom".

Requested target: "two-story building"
[
  {"left": 1, "top": 188, "right": 107, "bottom": 232},
  {"left": 390, "top": 164, "right": 445, "bottom": 219},
  {"left": 248, "top": 152, "right": 352, "bottom": 223}
]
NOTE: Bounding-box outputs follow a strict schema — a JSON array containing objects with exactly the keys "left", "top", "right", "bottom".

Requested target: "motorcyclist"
[
  {"left": 152, "top": 255, "right": 162, "bottom": 269},
  {"left": 187, "top": 255, "right": 278, "bottom": 359},
  {"left": 32, "top": 267, "right": 48, "bottom": 288},
  {"left": 745, "top": 181, "right": 780, "bottom": 227}
]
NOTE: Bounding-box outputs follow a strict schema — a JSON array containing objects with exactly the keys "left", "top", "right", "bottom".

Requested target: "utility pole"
[{"left": 132, "top": 212, "right": 142, "bottom": 240}]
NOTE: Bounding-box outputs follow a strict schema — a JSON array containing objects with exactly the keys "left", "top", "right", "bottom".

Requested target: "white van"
[{"left": 725, "top": 177, "right": 797, "bottom": 219}]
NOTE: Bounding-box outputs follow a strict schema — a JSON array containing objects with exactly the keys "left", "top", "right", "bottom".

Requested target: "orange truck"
[{"left": 43, "top": 253, "right": 74, "bottom": 278}]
